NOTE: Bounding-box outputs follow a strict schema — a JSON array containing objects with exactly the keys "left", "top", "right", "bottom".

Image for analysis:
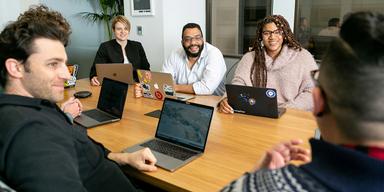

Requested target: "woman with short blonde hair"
[{"left": 90, "top": 15, "right": 150, "bottom": 86}]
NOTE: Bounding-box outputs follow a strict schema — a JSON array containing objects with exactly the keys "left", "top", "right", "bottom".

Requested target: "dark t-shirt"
[{"left": 0, "top": 94, "right": 136, "bottom": 192}]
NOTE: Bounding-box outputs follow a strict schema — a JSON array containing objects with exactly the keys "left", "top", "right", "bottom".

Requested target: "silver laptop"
[
  {"left": 124, "top": 98, "right": 214, "bottom": 172},
  {"left": 137, "top": 70, "right": 195, "bottom": 101},
  {"left": 96, "top": 63, "right": 135, "bottom": 85},
  {"left": 74, "top": 78, "right": 128, "bottom": 128}
]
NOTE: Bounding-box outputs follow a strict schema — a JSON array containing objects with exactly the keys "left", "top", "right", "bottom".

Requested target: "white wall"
[
  {"left": 41, "top": 0, "right": 107, "bottom": 78},
  {"left": 162, "top": 0, "right": 205, "bottom": 68},
  {"left": 124, "top": 0, "right": 205, "bottom": 71},
  {"left": 0, "top": 0, "right": 39, "bottom": 30},
  {"left": 0, "top": 0, "right": 106, "bottom": 78},
  {"left": 124, "top": 0, "right": 165, "bottom": 71},
  {"left": 272, "top": 0, "right": 296, "bottom": 32}
]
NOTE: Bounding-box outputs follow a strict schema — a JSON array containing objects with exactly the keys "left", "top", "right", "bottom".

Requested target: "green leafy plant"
[{"left": 80, "top": 0, "right": 124, "bottom": 40}]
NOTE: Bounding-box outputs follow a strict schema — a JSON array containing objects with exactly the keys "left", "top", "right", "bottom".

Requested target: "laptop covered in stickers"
[
  {"left": 137, "top": 70, "right": 194, "bottom": 101},
  {"left": 225, "top": 84, "right": 286, "bottom": 118}
]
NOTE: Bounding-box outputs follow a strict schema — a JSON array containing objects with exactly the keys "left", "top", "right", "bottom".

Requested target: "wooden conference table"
[{"left": 64, "top": 79, "right": 317, "bottom": 192}]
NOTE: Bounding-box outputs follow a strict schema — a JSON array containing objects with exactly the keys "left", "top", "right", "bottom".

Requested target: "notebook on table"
[
  {"left": 124, "top": 98, "right": 214, "bottom": 172},
  {"left": 74, "top": 77, "right": 128, "bottom": 128},
  {"left": 96, "top": 63, "right": 135, "bottom": 85},
  {"left": 225, "top": 84, "right": 286, "bottom": 118},
  {"left": 137, "top": 70, "right": 195, "bottom": 101}
]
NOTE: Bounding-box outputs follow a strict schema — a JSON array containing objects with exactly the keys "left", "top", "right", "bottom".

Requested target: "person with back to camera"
[
  {"left": 0, "top": 5, "right": 157, "bottom": 191},
  {"left": 90, "top": 15, "right": 150, "bottom": 85},
  {"left": 222, "top": 11, "right": 384, "bottom": 191},
  {"left": 218, "top": 15, "right": 318, "bottom": 113}
]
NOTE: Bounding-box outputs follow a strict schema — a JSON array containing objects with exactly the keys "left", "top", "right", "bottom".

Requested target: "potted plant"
[{"left": 80, "top": 0, "right": 124, "bottom": 40}]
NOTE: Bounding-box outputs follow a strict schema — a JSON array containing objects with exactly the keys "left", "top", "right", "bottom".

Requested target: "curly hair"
[
  {"left": 0, "top": 5, "right": 71, "bottom": 88},
  {"left": 250, "top": 15, "right": 302, "bottom": 87}
]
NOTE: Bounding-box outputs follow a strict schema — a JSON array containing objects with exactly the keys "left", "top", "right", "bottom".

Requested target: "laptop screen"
[
  {"left": 156, "top": 99, "right": 214, "bottom": 151},
  {"left": 226, "top": 84, "right": 280, "bottom": 118},
  {"left": 97, "top": 78, "right": 128, "bottom": 118}
]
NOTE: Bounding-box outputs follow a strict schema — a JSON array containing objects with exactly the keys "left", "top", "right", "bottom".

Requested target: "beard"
[
  {"left": 23, "top": 70, "right": 65, "bottom": 103},
  {"left": 183, "top": 43, "right": 204, "bottom": 58}
]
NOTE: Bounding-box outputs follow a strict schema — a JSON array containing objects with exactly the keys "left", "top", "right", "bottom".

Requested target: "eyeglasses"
[
  {"left": 182, "top": 35, "right": 203, "bottom": 43},
  {"left": 311, "top": 69, "right": 320, "bottom": 86},
  {"left": 262, "top": 29, "right": 283, "bottom": 37}
]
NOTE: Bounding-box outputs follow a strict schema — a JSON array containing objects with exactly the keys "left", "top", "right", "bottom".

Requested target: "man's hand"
[
  {"left": 108, "top": 148, "right": 157, "bottom": 172},
  {"left": 254, "top": 139, "right": 310, "bottom": 171},
  {"left": 61, "top": 97, "right": 83, "bottom": 118},
  {"left": 218, "top": 98, "right": 234, "bottom": 114},
  {"left": 90, "top": 76, "right": 100, "bottom": 86},
  {"left": 134, "top": 83, "right": 143, "bottom": 98}
]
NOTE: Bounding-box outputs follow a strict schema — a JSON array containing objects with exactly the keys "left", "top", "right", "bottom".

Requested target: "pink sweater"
[{"left": 232, "top": 45, "right": 318, "bottom": 111}]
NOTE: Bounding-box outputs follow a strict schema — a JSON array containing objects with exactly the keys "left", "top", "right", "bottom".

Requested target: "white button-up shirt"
[{"left": 162, "top": 42, "right": 226, "bottom": 95}]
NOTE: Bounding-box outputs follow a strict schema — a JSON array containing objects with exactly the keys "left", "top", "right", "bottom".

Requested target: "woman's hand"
[
  {"left": 90, "top": 76, "right": 100, "bottom": 86},
  {"left": 218, "top": 98, "right": 234, "bottom": 114}
]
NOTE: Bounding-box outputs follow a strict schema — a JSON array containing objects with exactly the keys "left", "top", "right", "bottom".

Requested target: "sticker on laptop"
[
  {"left": 141, "top": 83, "right": 151, "bottom": 92},
  {"left": 163, "top": 84, "right": 174, "bottom": 96},
  {"left": 248, "top": 98, "right": 256, "bottom": 105},
  {"left": 266, "top": 89, "right": 276, "bottom": 98},
  {"left": 154, "top": 83, "right": 159, "bottom": 90},
  {"left": 144, "top": 71, "right": 152, "bottom": 83},
  {"left": 143, "top": 92, "right": 153, "bottom": 98},
  {"left": 138, "top": 70, "right": 152, "bottom": 84},
  {"left": 239, "top": 93, "right": 250, "bottom": 103},
  {"left": 154, "top": 90, "right": 164, "bottom": 100}
]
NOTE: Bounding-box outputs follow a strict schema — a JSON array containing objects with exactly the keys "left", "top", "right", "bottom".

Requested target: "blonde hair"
[{"left": 112, "top": 15, "right": 131, "bottom": 31}]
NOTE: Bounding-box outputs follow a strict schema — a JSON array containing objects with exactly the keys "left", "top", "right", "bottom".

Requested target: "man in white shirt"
[
  {"left": 318, "top": 17, "right": 340, "bottom": 37},
  {"left": 135, "top": 23, "right": 226, "bottom": 97}
]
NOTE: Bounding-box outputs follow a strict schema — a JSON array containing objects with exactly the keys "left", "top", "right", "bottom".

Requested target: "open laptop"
[
  {"left": 124, "top": 98, "right": 214, "bottom": 172},
  {"left": 137, "top": 70, "right": 194, "bottom": 101},
  {"left": 225, "top": 84, "right": 286, "bottom": 118},
  {"left": 74, "top": 77, "right": 128, "bottom": 128},
  {"left": 96, "top": 63, "right": 135, "bottom": 85}
]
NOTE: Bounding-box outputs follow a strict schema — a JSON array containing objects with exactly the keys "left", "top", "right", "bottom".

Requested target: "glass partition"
[
  {"left": 207, "top": 0, "right": 272, "bottom": 56},
  {"left": 294, "top": 0, "right": 384, "bottom": 61}
]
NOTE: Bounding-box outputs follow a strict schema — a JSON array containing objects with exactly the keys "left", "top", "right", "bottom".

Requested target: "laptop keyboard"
[
  {"left": 83, "top": 110, "right": 116, "bottom": 122},
  {"left": 141, "top": 139, "right": 198, "bottom": 161}
]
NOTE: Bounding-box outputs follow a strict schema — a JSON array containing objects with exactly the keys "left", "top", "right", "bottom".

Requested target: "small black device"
[{"left": 74, "top": 91, "right": 92, "bottom": 98}]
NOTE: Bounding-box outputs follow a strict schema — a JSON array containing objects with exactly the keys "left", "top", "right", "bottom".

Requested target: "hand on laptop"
[
  {"left": 108, "top": 148, "right": 157, "bottom": 172},
  {"left": 218, "top": 98, "right": 234, "bottom": 114},
  {"left": 254, "top": 139, "right": 310, "bottom": 171},
  {"left": 134, "top": 83, "right": 143, "bottom": 98},
  {"left": 90, "top": 76, "right": 100, "bottom": 86},
  {"left": 61, "top": 97, "right": 83, "bottom": 118}
]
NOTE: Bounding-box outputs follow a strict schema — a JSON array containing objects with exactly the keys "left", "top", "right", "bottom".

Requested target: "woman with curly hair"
[{"left": 219, "top": 15, "right": 318, "bottom": 113}]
